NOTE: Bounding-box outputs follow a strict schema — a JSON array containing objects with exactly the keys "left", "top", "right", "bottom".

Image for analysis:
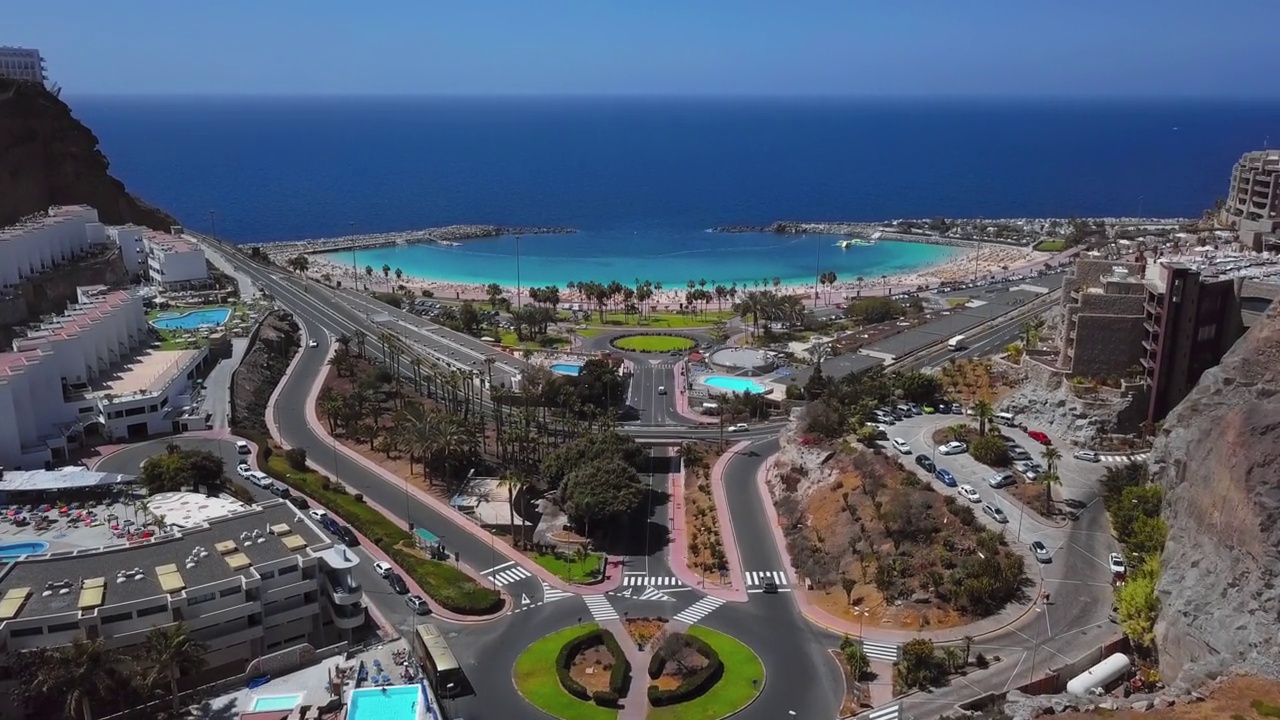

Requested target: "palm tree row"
[{"left": 732, "top": 289, "right": 806, "bottom": 333}]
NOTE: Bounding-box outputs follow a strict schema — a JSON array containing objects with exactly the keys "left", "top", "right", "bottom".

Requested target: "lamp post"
[
  {"left": 852, "top": 605, "right": 870, "bottom": 643},
  {"left": 403, "top": 473, "right": 413, "bottom": 533}
]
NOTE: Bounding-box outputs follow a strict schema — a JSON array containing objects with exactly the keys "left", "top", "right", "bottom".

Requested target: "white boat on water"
[{"left": 836, "top": 238, "right": 876, "bottom": 248}]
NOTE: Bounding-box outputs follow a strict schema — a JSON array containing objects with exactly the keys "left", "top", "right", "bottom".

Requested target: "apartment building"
[
  {"left": 145, "top": 232, "right": 210, "bottom": 289},
  {"left": 0, "top": 47, "right": 45, "bottom": 84},
  {"left": 107, "top": 224, "right": 149, "bottom": 277},
  {"left": 0, "top": 500, "right": 367, "bottom": 719},
  {"left": 1220, "top": 149, "right": 1280, "bottom": 252},
  {"left": 1057, "top": 258, "right": 1148, "bottom": 379},
  {"left": 0, "top": 206, "right": 107, "bottom": 289},
  {"left": 0, "top": 286, "right": 210, "bottom": 471}
]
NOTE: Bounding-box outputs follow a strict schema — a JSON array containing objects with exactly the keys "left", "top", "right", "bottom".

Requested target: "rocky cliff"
[
  {"left": 0, "top": 78, "right": 175, "bottom": 230},
  {"left": 1152, "top": 301, "right": 1280, "bottom": 685}
]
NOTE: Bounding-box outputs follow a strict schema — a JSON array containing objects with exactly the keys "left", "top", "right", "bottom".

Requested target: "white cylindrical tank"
[{"left": 1066, "top": 653, "right": 1131, "bottom": 696}]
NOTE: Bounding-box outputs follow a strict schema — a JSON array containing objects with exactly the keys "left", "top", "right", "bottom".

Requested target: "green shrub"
[
  {"left": 598, "top": 628, "right": 631, "bottom": 697},
  {"left": 555, "top": 630, "right": 597, "bottom": 701},
  {"left": 592, "top": 690, "right": 619, "bottom": 707},
  {"left": 284, "top": 447, "right": 308, "bottom": 471},
  {"left": 646, "top": 632, "right": 724, "bottom": 706},
  {"left": 647, "top": 649, "right": 665, "bottom": 679},
  {"left": 969, "top": 434, "right": 1010, "bottom": 466},
  {"left": 554, "top": 628, "right": 630, "bottom": 703}
]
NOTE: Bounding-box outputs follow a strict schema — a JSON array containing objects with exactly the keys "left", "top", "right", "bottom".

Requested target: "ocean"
[{"left": 69, "top": 95, "right": 1278, "bottom": 285}]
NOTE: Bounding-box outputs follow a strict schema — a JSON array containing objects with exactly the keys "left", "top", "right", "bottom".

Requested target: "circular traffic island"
[
  {"left": 514, "top": 623, "right": 630, "bottom": 719},
  {"left": 647, "top": 626, "right": 764, "bottom": 720},
  {"left": 611, "top": 334, "right": 697, "bottom": 353}
]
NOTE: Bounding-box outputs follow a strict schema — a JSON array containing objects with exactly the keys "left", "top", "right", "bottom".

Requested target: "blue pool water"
[
  {"left": 250, "top": 694, "right": 303, "bottom": 712},
  {"left": 550, "top": 363, "right": 582, "bottom": 376},
  {"left": 701, "top": 375, "right": 767, "bottom": 394},
  {"left": 348, "top": 686, "right": 422, "bottom": 720},
  {"left": 0, "top": 541, "right": 49, "bottom": 558},
  {"left": 151, "top": 307, "right": 232, "bottom": 330}
]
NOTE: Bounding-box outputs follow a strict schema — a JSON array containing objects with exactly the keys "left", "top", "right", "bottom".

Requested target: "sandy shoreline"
[{"left": 295, "top": 242, "right": 1060, "bottom": 306}]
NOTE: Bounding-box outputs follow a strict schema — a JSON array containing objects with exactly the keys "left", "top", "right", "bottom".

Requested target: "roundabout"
[
  {"left": 611, "top": 334, "right": 698, "bottom": 353},
  {"left": 515, "top": 623, "right": 620, "bottom": 720},
  {"left": 648, "top": 626, "right": 764, "bottom": 720}
]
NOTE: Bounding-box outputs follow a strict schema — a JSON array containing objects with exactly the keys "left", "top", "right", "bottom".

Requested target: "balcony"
[
  {"left": 1143, "top": 320, "right": 1161, "bottom": 335},
  {"left": 330, "top": 602, "right": 366, "bottom": 631},
  {"left": 1141, "top": 337, "right": 1158, "bottom": 353},
  {"left": 1139, "top": 356, "right": 1154, "bottom": 370},
  {"left": 321, "top": 571, "right": 363, "bottom": 605},
  {"left": 263, "top": 598, "right": 320, "bottom": 628}
]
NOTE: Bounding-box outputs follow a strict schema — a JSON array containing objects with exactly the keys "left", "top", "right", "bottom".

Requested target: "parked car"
[
  {"left": 1008, "top": 446, "right": 1032, "bottom": 461},
  {"left": 406, "top": 594, "right": 431, "bottom": 615},
  {"left": 868, "top": 424, "right": 890, "bottom": 439},
  {"left": 1027, "top": 430, "right": 1052, "bottom": 445},
  {"left": 958, "top": 484, "right": 981, "bottom": 502},
  {"left": 1073, "top": 450, "right": 1101, "bottom": 462},
  {"left": 939, "top": 441, "right": 968, "bottom": 456},
  {"left": 727, "top": 423, "right": 749, "bottom": 433},
  {"left": 986, "top": 472, "right": 1016, "bottom": 489},
  {"left": 934, "top": 468, "right": 957, "bottom": 487},
  {"left": 896, "top": 404, "right": 914, "bottom": 417},
  {"left": 308, "top": 509, "right": 329, "bottom": 523},
  {"left": 286, "top": 495, "right": 310, "bottom": 510},
  {"left": 387, "top": 572, "right": 409, "bottom": 595},
  {"left": 269, "top": 484, "right": 292, "bottom": 499},
  {"left": 1108, "top": 552, "right": 1127, "bottom": 576},
  {"left": 236, "top": 463, "right": 252, "bottom": 478},
  {"left": 983, "top": 504, "right": 1009, "bottom": 523},
  {"left": 873, "top": 412, "right": 895, "bottom": 425},
  {"left": 907, "top": 403, "right": 922, "bottom": 415},
  {"left": 235, "top": 440, "right": 252, "bottom": 455},
  {"left": 891, "top": 438, "right": 912, "bottom": 454},
  {"left": 914, "top": 454, "right": 936, "bottom": 474},
  {"left": 334, "top": 525, "right": 358, "bottom": 546},
  {"left": 373, "top": 561, "right": 394, "bottom": 577},
  {"left": 1030, "top": 541, "right": 1052, "bottom": 563},
  {"left": 246, "top": 471, "right": 274, "bottom": 489},
  {"left": 1062, "top": 498, "right": 1088, "bottom": 510}
]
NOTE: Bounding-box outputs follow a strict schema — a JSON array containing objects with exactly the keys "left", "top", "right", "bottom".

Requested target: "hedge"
[
  {"left": 647, "top": 633, "right": 724, "bottom": 706},
  {"left": 555, "top": 628, "right": 631, "bottom": 707},
  {"left": 238, "top": 429, "right": 503, "bottom": 615}
]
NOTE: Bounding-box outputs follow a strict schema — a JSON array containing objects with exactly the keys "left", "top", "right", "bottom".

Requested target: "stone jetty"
[{"left": 244, "top": 224, "right": 576, "bottom": 259}]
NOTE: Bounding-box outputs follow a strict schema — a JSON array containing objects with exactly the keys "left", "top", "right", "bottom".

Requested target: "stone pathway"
[{"left": 602, "top": 618, "right": 651, "bottom": 720}]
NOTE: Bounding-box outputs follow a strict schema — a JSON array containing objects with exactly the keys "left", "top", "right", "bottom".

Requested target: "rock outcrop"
[
  {"left": 0, "top": 78, "right": 175, "bottom": 230},
  {"left": 1152, "top": 301, "right": 1280, "bottom": 685}
]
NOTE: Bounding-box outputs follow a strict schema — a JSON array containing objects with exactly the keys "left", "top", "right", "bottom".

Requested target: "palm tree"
[
  {"left": 381, "top": 263, "right": 392, "bottom": 284},
  {"left": 364, "top": 265, "right": 374, "bottom": 285},
  {"left": 1040, "top": 445, "right": 1061, "bottom": 473},
  {"left": 17, "top": 636, "right": 120, "bottom": 720},
  {"left": 972, "top": 399, "right": 995, "bottom": 436},
  {"left": 1040, "top": 469, "right": 1061, "bottom": 509},
  {"left": 394, "top": 267, "right": 404, "bottom": 283},
  {"left": 316, "top": 387, "right": 346, "bottom": 435},
  {"left": 137, "top": 624, "right": 207, "bottom": 714},
  {"left": 498, "top": 471, "right": 529, "bottom": 548}
]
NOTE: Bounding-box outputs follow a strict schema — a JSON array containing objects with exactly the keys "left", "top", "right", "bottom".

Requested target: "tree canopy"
[
  {"left": 558, "top": 456, "right": 645, "bottom": 530},
  {"left": 541, "top": 429, "right": 646, "bottom": 493},
  {"left": 138, "top": 447, "right": 225, "bottom": 496}
]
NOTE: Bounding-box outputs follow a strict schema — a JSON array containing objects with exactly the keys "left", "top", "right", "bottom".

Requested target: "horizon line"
[{"left": 59, "top": 91, "right": 1280, "bottom": 102}]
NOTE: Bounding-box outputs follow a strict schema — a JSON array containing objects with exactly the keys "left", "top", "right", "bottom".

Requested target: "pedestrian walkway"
[
  {"left": 583, "top": 595, "right": 620, "bottom": 622},
  {"left": 859, "top": 639, "right": 900, "bottom": 663},
  {"left": 1099, "top": 452, "right": 1148, "bottom": 463},
  {"left": 542, "top": 581, "right": 574, "bottom": 604},
  {"left": 622, "top": 575, "right": 684, "bottom": 587},
  {"left": 744, "top": 570, "right": 789, "bottom": 587},
  {"left": 482, "top": 561, "right": 533, "bottom": 587},
  {"left": 858, "top": 702, "right": 902, "bottom": 720},
  {"left": 671, "top": 596, "right": 725, "bottom": 625}
]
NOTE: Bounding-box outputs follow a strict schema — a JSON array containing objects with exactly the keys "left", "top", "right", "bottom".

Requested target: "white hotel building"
[
  {"left": 0, "top": 206, "right": 106, "bottom": 289},
  {"left": 0, "top": 46, "right": 46, "bottom": 84},
  {"left": 0, "top": 499, "right": 367, "bottom": 718},
  {"left": 0, "top": 285, "right": 210, "bottom": 470},
  {"left": 145, "top": 231, "right": 211, "bottom": 290}
]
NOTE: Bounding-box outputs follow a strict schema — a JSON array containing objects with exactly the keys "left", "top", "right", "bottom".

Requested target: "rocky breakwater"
[
  {"left": 1150, "top": 301, "right": 1280, "bottom": 686},
  {"left": 711, "top": 220, "right": 978, "bottom": 248},
  {"left": 250, "top": 224, "right": 576, "bottom": 259}
]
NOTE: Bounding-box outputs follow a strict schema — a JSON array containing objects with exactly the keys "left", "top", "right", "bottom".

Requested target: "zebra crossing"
[
  {"left": 1098, "top": 452, "right": 1149, "bottom": 463},
  {"left": 671, "top": 596, "right": 725, "bottom": 625},
  {"left": 744, "top": 570, "right": 789, "bottom": 587},
  {"left": 622, "top": 575, "right": 685, "bottom": 587},
  {"left": 583, "top": 595, "right": 620, "bottom": 622},
  {"left": 856, "top": 702, "right": 902, "bottom": 720},
  {"left": 859, "top": 639, "right": 901, "bottom": 663},
  {"left": 542, "top": 581, "right": 574, "bottom": 604},
  {"left": 482, "top": 561, "right": 533, "bottom": 587}
]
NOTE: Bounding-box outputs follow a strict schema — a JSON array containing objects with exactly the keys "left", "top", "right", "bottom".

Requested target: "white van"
[
  {"left": 994, "top": 412, "right": 1017, "bottom": 427},
  {"left": 235, "top": 440, "right": 252, "bottom": 455}
]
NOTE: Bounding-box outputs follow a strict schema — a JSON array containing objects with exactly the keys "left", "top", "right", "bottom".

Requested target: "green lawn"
[
  {"left": 514, "top": 624, "right": 617, "bottom": 720},
  {"left": 612, "top": 335, "right": 696, "bottom": 353},
  {"left": 650, "top": 626, "right": 764, "bottom": 720},
  {"left": 574, "top": 328, "right": 602, "bottom": 338},
  {"left": 589, "top": 311, "right": 734, "bottom": 329},
  {"left": 533, "top": 551, "right": 605, "bottom": 582},
  {"left": 1033, "top": 239, "right": 1067, "bottom": 252},
  {"left": 946, "top": 298, "right": 970, "bottom": 308},
  {"left": 499, "top": 331, "right": 570, "bottom": 349}
]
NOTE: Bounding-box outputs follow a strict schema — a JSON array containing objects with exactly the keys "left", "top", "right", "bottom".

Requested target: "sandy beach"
[{"left": 287, "top": 242, "right": 1061, "bottom": 308}]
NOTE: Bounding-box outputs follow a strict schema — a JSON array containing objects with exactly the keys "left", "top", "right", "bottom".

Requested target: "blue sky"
[{"left": 13, "top": 0, "right": 1280, "bottom": 97}]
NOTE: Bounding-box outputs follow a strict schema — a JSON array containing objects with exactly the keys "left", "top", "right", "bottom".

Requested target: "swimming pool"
[
  {"left": 0, "top": 541, "right": 49, "bottom": 558},
  {"left": 150, "top": 307, "right": 232, "bottom": 331},
  {"left": 550, "top": 362, "right": 583, "bottom": 376},
  {"left": 701, "top": 375, "right": 767, "bottom": 394},
  {"left": 249, "top": 694, "right": 303, "bottom": 712},
  {"left": 348, "top": 685, "right": 423, "bottom": 720}
]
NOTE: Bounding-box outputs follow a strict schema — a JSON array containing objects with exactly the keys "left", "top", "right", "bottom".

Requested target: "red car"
[{"left": 1027, "top": 430, "right": 1052, "bottom": 445}]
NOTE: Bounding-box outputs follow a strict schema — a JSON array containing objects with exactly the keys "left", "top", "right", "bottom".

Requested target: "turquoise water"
[
  {"left": 348, "top": 686, "right": 421, "bottom": 720},
  {"left": 250, "top": 695, "right": 303, "bottom": 712},
  {"left": 702, "top": 376, "right": 767, "bottom": 394},
  {"left": 323, "top": 234, "right": 961, "bottom": 288},
  {"left": 0, "top": 541, "right": 49, "bottom": 558},
  {"left": 550, "top": 363, "right": 582, "bottom": 376},
  {"left": 151, "top": 307, "right": 232, "bottom": 330}
]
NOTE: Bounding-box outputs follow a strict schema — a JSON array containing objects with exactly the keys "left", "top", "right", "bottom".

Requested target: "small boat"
[{"left": 836, "top": 238, "right": 875, "bottom": 249}]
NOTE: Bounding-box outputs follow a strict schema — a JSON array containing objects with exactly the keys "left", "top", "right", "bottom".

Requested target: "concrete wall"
[{"left": 1069, "top": 314, "right": 1147, "bottom": 378}]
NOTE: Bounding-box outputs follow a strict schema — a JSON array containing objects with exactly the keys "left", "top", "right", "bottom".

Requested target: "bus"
[{"left": 414, "top": 622, "right": 465, "bottom": 696}]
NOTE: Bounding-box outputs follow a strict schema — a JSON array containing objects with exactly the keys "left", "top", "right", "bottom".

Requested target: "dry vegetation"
[
  {"left": 679, "top": 442, "right": 728, "bottom": 583},
  {"left": 939, "top": 358, "right": 1018, "bottom": 406},
  {"left": 1057, "top": 676, "right": 1280, "bottom": 720},
  {"left": 569, "top": 643, "right": 618, "bottom": 694}
]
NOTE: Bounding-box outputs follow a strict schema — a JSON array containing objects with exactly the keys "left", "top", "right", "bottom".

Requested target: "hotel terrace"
[
  {"left": 0, "top": 205, "right": 106, "bottom": 289},
  {"left": 0, "top": 499, "right": 367, "bottom": 720},
  {"left": 145, "top": 230, "right": 211, "bottom": 290},
  {"left": 0, "top": 285, "right": 211, "bottom": 471}
]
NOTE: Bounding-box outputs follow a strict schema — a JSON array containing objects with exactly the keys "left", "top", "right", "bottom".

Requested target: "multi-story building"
[
  {"left": 1057, "top": 258, "right": 1149, "bottom": 379},
  {"left": 106, "top": 224, "right": 149, "bottom": 278},
  {"left": 0, "top": 285, "right": 210, "bottom": 470},
  {"left": 0, "top": 47, "right": 45, "bottom": 84},
  {"left": 145, "top": 231, "right": 210, "bottom": 289},
  {"left": 1220, "top": 150, "right": 1280, "bottom": 252},
  {"left": 0, "top": 499, "right": 367, "bottom": 718},
  {"left": 0, "top": 206, "right": 107, "bottom": 289}
]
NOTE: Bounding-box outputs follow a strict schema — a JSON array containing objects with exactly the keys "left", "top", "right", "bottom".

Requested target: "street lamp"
[{"left": 852, "top": 605, "right": 870, "bottom": 643}]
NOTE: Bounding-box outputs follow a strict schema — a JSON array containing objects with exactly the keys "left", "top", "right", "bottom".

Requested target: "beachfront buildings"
[
  {"left": 0, "top": 285, "right": 210, "bottom": 471},
  {"left": 0, "top": 206, "right": 107, "bottom": 289},
  {"left": 0, "top": 499, "right": 367, "bottom": 719},
  {"left": 106, "top": 224, "right": 149, "bottom": 277},
  {"left": 1220, "top": 150, "right": 1280, "bottom": 253},
  {"left": 0, "top": 46, "right": 46, "bottom": 84},
  {"left": 144, "top": 231, "right": 211, "bottom": 290},
  {"left": 1057, "top": 255, "right": 1280, "bottom": 425}
]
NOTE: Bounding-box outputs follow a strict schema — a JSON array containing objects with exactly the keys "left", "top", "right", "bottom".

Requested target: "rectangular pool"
[
  {"left": 348, "top": 685, "right": 424, "bottom": 720},
  {"left": 250, "top": 694, "right": 303, "bottom": 712}
]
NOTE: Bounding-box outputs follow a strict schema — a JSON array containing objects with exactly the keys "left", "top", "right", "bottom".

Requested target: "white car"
[
  {"left": 235, "top": 440, "right": 251, "bottom": 455},
  {"left": 1108, "top": 552, "right": 1127, "bottom": 575},
  {"left": 373, "top": 561, "right": 394, "bottom": 578},
  {"left": 891, "top": 438, "right": 912, "bottom": 454},
  {"left": 727, "top": 423, "right": 749, "bottom": 433},
  {"left": 986, "top": 472, "right": 1016, "bottom": 489},
  {"left": 1073, "top": 449, "right": 1101, "bottom": 462},
  {"left": 236, "top": 463, "right": 252, "bottom": 478},
  {"left": 246, "top": 471, "right": 273, "bottom": 489},
  {"left": 939, "top": 441, "right": 969, "bottom": 456},
  {"left": 957, "top": 484, "right": 981, "bottom": 502},
  {"left": 308, "top": 339, "right": 319, "bottom": 348},
  {"left": 309, "top": 509, "right": 329, "bottom": 523}
]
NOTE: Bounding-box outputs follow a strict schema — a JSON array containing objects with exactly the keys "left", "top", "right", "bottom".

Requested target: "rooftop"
[
  {"left": 86, "top": 348, "right": 202, "bottom": 399},
  {"left": 146, "top": 232, "right": 201, "bottom": 254},
  {"left": 0, "top": 468, "right": 135, "bottom": 494},
  {"left": 0, "top": 500, "right": 328, "bottom": 621},
  {"left": 0, "top": 205, "right": 96, "bottom": 239}
]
